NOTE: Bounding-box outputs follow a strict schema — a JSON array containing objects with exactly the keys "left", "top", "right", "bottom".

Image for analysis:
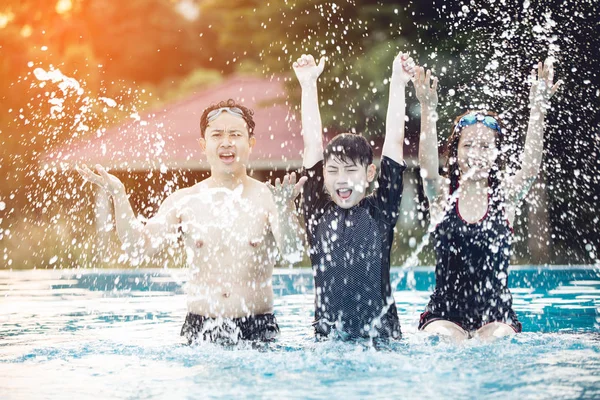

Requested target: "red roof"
[{"left": 42, "top": 75, "right": 304, "bottom": 171}]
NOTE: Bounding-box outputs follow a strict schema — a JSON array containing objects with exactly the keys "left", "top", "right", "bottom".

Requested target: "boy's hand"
[
  {"left": 293, "top": 54, "right": 325, "bottom": 88},
  {"left": 529, "top": 58, "right": 562, "bottom": 112},
  {"left": 414, "top": 66, "right": 439, "bottom": 109},
  {"left": 267, "top": 172, "right": 308, "bottom": 208},
  {"left": 76, "top": 164, "right": 126, "bottom": 197},
  {"left": 392, "top": 52, "right": 416, "bottom": 85}
]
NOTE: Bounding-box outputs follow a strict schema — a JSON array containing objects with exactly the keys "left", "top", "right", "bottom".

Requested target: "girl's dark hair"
[
  {"left": 444, "top": 110, "right": 507, "bottom": 201},
  {"left": 199, "top": 99, "right": 255, "bottom": 138},
  {"left": 324, "top": 133, "right": 373, "bottom": 167}
]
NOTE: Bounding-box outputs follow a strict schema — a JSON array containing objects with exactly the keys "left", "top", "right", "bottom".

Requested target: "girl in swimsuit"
[{"left": 413, "top": 59, "right": 561, "bottom": 341}]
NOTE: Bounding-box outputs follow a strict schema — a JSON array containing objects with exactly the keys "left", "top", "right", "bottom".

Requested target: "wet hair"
[
  {"left": 199, "top": 99, "right": 256, "bottom": 138},
  {"left": 324, "top": 133, "right": 373, "bottom": 167},
  {"left": 444, "top": 110, "right": 507, "bottom": 198}
]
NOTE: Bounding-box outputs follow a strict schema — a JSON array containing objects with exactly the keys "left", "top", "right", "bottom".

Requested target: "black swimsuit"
[
  {"left": 419, "top": 194, "right": 521, "bottom": 332},
  {"left": 181, "top": 313, "right": 279, "bottom": 345},
  {"left": 302, "top": 157, "right": 406, "bottom": 339}
]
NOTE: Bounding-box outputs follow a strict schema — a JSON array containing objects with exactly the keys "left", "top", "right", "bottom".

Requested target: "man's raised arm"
[
  {"left": 76, "top": 164, "right": 179, "bottom": 262},
  {"left": 267, "top": 173, "right": 307, "bottom": 265}
]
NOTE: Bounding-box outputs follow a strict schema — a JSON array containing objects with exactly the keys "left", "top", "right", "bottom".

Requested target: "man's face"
[
  {"left": 457, "top": 124, "right": 499, "bottom": 180},
  {"left": 323, "top": 156, "right": 376, "bottom": 208},
  {"left": 199, "top": 112, "right": 255, "bottom": 176}
]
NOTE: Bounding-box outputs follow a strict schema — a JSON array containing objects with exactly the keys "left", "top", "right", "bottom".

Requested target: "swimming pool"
[{"left": 1, "top": 266, "right": 599, "bottom": 399}]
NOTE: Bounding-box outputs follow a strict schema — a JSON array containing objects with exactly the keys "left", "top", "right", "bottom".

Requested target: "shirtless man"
[{"left": 77, "top": 99, "right": 306, "bottom": 344}]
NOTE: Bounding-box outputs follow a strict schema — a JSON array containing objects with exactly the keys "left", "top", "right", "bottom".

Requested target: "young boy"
[{"left": 293, "top": 53, "right": 414, "bottom": 340}]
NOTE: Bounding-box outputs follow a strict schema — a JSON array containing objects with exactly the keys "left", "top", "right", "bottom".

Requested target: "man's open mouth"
[
  {"left": 336, "top": 188, "right": 353, "bottom": 200},
  {"left": 219, "top": 152, "right": 236, "bottom": 164}
]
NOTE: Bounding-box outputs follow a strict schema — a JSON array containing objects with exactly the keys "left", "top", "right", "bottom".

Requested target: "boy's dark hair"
[
  {"left": 199, "top": 99, "right": 256, "bottom": 138},
  {"left": 324, "top": 133, "right": 374, "bottom": 167}
]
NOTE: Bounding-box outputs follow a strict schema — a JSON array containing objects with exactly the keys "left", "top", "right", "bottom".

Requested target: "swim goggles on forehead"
[
  {"left": 455, "top": 113, "right": 502, "bottom": 134},
  {"left": 207, "top": 106, "right": 244, "bottom": 122}
]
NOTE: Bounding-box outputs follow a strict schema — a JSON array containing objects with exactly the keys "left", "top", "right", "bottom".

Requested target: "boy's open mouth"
[
  {"left": 336, "top": 188, "right": 353, "bottom": 200},
  {"left": 219, "top": 151, "right": 236, "bottom": 164}
]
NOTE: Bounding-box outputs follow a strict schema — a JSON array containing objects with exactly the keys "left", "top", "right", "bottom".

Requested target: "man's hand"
[
  {"left": 414, "top": 66, "right": 439, "bottom": 109},
  {"left": 76, "top": 164, "right": 126, "bottom": 197},
  {"left": 392, "top": 52, "right": 416, "bottom": 85},
  {"left": 293, "top": 54, "right": 325, "bottom": 88},
  {"left": 267, "top": 172, "right": 308, "bottom": 209},
  {"left": 529, "top": 57, "right": 562, "bottom": 112}
]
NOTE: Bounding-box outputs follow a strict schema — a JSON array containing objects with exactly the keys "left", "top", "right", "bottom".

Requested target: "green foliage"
[{"left": 198, "top": 0, "right": 453, "bottom": 135}]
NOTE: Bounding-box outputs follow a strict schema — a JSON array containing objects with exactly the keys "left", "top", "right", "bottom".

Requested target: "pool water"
[{"left": 1, "top": 266, "right": 599, "bottom": 399}]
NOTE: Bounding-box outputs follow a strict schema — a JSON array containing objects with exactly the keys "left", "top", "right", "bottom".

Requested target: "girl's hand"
[
  {"left": 529, "top": 58, "right": 562, "bottom": 112},
  {"left": 414, "top": 66, "right": 439, "bottom": 109}
]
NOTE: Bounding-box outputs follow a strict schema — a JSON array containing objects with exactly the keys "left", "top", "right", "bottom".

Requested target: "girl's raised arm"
[
  {"left": 504, "top": 58, "right": 561, "bottom": 204},
  {"left": 414, "top": 66, "right": 443, "bottom": 203}
]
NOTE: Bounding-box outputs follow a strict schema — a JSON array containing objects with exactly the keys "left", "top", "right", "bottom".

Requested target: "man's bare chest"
[{"left": 175, "top": 191, "right": 271, "bottom": 249}]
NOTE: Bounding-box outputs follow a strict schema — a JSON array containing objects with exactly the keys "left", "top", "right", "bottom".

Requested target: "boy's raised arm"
[
  {"left": 382, "top": 52, "right": 415, "bottom": 164},
  {"left": 293, "top": 54, "right": 326, "bottom": 168}
]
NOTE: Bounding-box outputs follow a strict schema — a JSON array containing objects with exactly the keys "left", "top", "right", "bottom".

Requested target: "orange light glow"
[
  {"left": 0, "top": 12, "right": 15, "bottom": 29},
  {"left": 55, "top": 0, "right": 73, "bottom": 15},
  {"left": 20, "top": 24, "right": 32, "bottom": 37}
]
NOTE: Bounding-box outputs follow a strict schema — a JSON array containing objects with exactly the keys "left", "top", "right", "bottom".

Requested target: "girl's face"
[{"left": 456, "top": 124, "right": 499, "bottom": 181}]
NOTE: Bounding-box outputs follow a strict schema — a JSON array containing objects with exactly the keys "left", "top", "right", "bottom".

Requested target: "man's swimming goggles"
[
  {"left": 455, "top": 113, "right": 502, "bottom": 134},
  {"left": 207, "top": 106, "right": 245, "bottom": 122}
]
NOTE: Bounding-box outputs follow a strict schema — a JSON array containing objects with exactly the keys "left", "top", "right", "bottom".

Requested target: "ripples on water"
[{"left": 0, "top": 267, "right": 599, "bottom": 399}]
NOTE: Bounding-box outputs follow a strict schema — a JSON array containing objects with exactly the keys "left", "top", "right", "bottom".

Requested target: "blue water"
[{"left": 1, "top": 266, "right": 599, "bottom": 399}]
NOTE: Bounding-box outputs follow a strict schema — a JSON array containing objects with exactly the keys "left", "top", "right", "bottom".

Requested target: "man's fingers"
[
  {"left": 81, "top": 164, "right": 97, "bottom": 176},
  {"left": 432, "top": 77, "right": 438, "bottom": 91},
  {"left": 275, "top": 177, "right": 281, "bottom": 188},
  {"left": 75, "top": 165, "right": 87, "bottom": 176},
  {"left": 75, "top": 166, "right": 91, "bottom": 181},
  {"left": 96, "top": 165, "right": 112, "bottom": 182},
  {"left": 288, "top": 172, "right": 297, "bottom": 185},
  {"left": 294, "top": 176, "right": 308, "bottom": 193},
  {"left": 77, "top": 165, "right": 104, "bottom": 185}
]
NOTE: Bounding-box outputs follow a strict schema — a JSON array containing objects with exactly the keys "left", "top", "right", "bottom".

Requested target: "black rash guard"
[
  {"left": 421, "top": 194, "right": 521, "bottom": 332},
  {"left": 302, "top": 157, "right": 406, "bottom": 339}
]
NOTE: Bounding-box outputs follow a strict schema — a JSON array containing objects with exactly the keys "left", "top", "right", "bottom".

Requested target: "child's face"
[
  {"left": 457, "top": 124, "right": 499, "bottom": 180},
  {"left": 324, "top": 156, "right": 376, "bottom": 208}
]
